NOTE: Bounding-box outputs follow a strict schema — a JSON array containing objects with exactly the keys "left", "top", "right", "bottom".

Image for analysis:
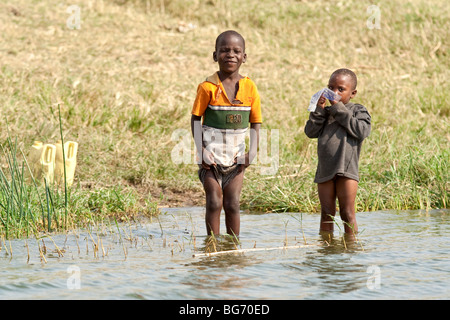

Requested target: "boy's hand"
[
  {"left": 236, "top": 153, "right": 250, "bottom": 172},
  {"left": 328, "top": 98, "right": 339, "bottom": 105},
  {"left": 201, "top": 148, "right": 216, "bottom": 169},
  {"left": 317, "top": 95, "right": 327, "bottom": 109}
]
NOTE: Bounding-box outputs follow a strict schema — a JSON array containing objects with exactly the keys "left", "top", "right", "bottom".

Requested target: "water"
[{"left": 0, "top": 208, "right": 448, "bottom": 300}]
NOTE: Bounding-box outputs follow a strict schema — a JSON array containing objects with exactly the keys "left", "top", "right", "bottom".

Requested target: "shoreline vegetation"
[{"left": 0, "top": 0, "right": 448, "bottom": 238}]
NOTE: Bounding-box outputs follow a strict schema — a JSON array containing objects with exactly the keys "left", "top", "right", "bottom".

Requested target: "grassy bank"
[
  {"left": 0, "top": 126, "right": 157, "bottom": 239},
  {"left": 0, "top": 0, "right": 448, "bottom": 236}
]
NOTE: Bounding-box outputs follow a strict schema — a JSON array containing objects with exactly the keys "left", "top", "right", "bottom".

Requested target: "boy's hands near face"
[
  {"left": 317, "top": 95, "right": 339, "bottom": 108},
  {"left": 328, "top": 98, "right": 339, "bottom": 105},
  {"left": 317, "top": 95, "right": 327, "bottom": 109}
]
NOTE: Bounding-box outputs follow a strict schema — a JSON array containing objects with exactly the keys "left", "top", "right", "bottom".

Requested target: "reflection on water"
[{"left": 0, "top": 208, "right": 448, "bottom": 299}]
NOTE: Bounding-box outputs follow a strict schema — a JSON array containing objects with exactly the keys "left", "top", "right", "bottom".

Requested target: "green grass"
[
  {"left": 0, "top": 0, "right": 448, "bottom": 238},
  {"left": 0, "top": 144, "right": 157, "bottom": 238},
  {"left": 0, "top": 113, "right": 158, "bottom": 239}
]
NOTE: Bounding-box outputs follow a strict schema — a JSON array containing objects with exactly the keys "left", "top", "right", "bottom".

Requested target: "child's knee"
[
  {"left": 223, "top": 196, "right": 240, "bottom": 214},
  {"left": 206, "top": 196, "right": 222, "bottom": 212},
  {"left": 339, "top": 209, "right": 355, "bottom": 222}
]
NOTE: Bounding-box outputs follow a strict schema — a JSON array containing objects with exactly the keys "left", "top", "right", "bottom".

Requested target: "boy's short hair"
[
  {"left": 331, "top": 68, "right": 357, "bottom": 89},
  {"left": 215, "top": 30, "right": 246, "bottom": 51}
]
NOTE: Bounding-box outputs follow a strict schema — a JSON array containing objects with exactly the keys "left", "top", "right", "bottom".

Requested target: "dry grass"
[{"left": 0, "top": 0, "right": 448, "bottom": 214}]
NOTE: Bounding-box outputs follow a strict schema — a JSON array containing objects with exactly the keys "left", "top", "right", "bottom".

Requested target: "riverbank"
[{"left": 0, "top": 0, "right": 448, "bottom": 238}]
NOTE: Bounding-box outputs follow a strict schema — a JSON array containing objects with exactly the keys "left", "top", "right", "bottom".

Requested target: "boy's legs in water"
[
  {"left": 318, "top": 176, "right": 358, "bottom": 234},
  {"left": 318, "top": 179, "right": 336, "bottom": 233},
  {"left": 203, "top": 168, "right": 244, "bottom": 236},
  {"left": 336, "top": 177, "right": 358, "bottom": 234},
  {"left": 203, "top": 170, "right": 222, "bottom": 236},
  {"left": 222, "top": 168, "right": 245, "bottom": 236}
]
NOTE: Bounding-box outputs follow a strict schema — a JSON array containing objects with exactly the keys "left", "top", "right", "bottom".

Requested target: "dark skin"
[
  {"left": 213, "top": 33, "right": 247, "bottom": 103},
  {"left": 316, "top": 73, "right": 358, "bottom": 235},
  {"left": 317, "top": 73, "right": 357, "bottom": 107},
  {"left": 191, "top": 32, "right": 260, "bottom": 236}
]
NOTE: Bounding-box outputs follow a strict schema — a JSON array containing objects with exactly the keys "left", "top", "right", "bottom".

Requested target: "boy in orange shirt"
[{"left": 191, "top": 30, "right": 262, "bottom": 237}]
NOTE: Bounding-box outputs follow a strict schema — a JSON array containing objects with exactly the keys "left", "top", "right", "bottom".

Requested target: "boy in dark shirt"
[{"left": 304, "top": 69, "right": 371, "bottom": 235}]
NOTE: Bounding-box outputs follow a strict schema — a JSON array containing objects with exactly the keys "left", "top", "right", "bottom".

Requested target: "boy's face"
[
  {"left": 327, "top": 74, "right": 357, "bottom": 104},
  {"left": 213, "top": 34, "right": 246, "bottom": 75}
]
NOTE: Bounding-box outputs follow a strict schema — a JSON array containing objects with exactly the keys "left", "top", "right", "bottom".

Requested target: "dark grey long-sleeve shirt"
[{"left": 304, "top": 101, "right": 371, "bottom": 183}]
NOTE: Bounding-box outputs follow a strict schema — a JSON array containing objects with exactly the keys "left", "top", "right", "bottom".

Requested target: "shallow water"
[{"left": 0, "top": 208, "right": 448, "bottom": 300}]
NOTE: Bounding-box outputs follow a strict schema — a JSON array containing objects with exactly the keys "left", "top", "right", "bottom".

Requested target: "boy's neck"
[{"left": 218, "top": 70, "right": 243, "bottom": 83}]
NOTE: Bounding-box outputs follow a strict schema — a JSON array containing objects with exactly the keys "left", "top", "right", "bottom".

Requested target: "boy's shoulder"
[
  {"left": 204, "top": 72, "right": 220, "bottom": 85},
  {"left": 195, "top": 73, "right": 219, "bottom": 94},
  {"left": 201, "top": 72, "right": 256, "bottom": 86},
  {"left": 197, "top": 72, "right": 220, "bottom": 92},
  {"left": 346, "top": 102, "right": 368, "bottom": 110},
  {"left": 346, "top": 102, "right": 371, "bottom": 117}
]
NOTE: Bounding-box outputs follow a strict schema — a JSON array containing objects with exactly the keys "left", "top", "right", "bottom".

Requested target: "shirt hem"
[{"left": 314, "top": 172, "right": 359, "bottom": 184}]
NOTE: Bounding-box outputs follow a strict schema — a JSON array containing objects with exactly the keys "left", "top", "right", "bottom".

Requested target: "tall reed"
[{"left": 0, "top": 130, "right": 42, "bottom": 238}]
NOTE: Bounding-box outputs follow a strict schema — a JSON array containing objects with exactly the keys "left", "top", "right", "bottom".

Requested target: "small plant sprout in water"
[
  {"left": 283, "top": 219, "right": 289, "bottom": 247},
  {"left": 326, "top": 214, "right": 364, "bottom": 250},
  {"left": 289, "top": 213, "right": 308, "bottom": 245}
]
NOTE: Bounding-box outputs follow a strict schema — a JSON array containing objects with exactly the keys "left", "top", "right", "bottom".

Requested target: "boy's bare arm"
[
  {"left": 191, "top": 115, "right": 202, "bottom": 157},
  {"left": 248, "top": 123, "right": 260, "bottom": 166},
  {"left": 191, "top": 115, "right": 216, "bottom": 168},
  {"left": 237, "top": 123, "right": 261, "bottom": 168}
]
